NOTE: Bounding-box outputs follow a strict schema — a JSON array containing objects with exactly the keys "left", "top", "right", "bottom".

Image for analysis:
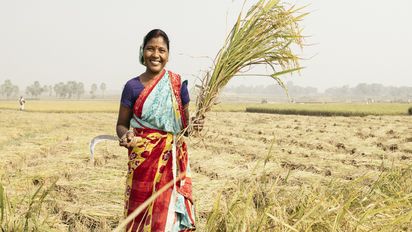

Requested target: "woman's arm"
[
  {"left": 183, "top": 103, "right": 190, "bottom": 128},
  {"left": 116, "top": 105, "right": 135, "bottom": 148},
  {"left": 117, "top": 105, "right": 143, "bottom": 148},
  {"left": 116, "top": 105, "right": 132, "bottom": 137}
]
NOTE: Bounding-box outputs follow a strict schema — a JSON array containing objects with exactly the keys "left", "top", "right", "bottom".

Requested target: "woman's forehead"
[{"left": 146, "top": 37, "right": 167, "bottom": 47}]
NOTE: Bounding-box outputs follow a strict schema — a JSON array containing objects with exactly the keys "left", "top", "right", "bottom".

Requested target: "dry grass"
[
  {"left": 3, "top": 100, "right": 408, "bottom": 116},
  {"left": 0, "top": 179, "right": 58, "bottom": 231},
  {"left": 206, "top": 156, "right": 412, "bottom": 231},
  {"left": 0, "top": 100, "right": 119, "bottom": 113},
  {"left": 0, "top": 109, "right": 125, "bottom": 231},
  {"left": 1, "top": 106, "right": 411, "bottom": 231}
]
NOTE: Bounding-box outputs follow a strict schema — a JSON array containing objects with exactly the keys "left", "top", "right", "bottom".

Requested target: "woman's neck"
[{"left": 139, "top": 69, "right": 164, "bottom": 86}]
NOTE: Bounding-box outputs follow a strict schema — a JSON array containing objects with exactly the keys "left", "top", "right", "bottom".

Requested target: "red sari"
[{"left": 124, "top": 69, "right": 195, "bottom": 232}]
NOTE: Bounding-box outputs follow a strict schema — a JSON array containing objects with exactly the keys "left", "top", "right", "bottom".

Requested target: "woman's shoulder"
[
  {"left": 166, "top": 70, "right": 189, "bottom": 90},
  {"left": 125, "top": 76, "right": 141, "bottom": 85},
  {"left": 122, "top": 76, "right": 144, "bottom": 97},
  {"left": 167, "top": 70, "right": 186, "bottom": 83},
  {"left": 124, "top": 76, "right": 144, "bottom": 89},
  {"left": 120, "top": 76, "right": 145, "bottom": 107}
]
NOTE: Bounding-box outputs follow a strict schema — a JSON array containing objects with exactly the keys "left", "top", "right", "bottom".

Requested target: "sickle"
[{"left": 89, "top": 135, "right": 119, "bottom": 163}]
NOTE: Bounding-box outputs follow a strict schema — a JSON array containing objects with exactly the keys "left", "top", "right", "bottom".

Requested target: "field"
[
  {"left": 246, "top": 103, "right": 411, "bottom": 116},
  {"left": 1, "top": 100, "right": 411, "bottom": 115},
  {"left": 0, "top": 101, "right": 411, "bottom": 231}
]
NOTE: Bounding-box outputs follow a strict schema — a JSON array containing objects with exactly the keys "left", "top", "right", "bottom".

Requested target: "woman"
[{"left": 116, "top": 29, "right": 199, "bottom": 231}]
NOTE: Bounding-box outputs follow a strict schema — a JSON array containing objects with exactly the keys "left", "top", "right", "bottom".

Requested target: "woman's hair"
[{"left": 139, "top": 29, "right": 170, "bottom": 65}]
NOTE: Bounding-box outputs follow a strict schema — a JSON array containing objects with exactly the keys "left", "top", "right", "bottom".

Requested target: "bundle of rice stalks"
[{"left": 194, "top": 0, "right": 307, "bottom": 121}]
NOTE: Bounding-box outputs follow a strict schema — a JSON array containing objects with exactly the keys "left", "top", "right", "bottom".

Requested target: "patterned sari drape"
[{"left": 124, "top": 69, "right": 195, "bottom": 232}]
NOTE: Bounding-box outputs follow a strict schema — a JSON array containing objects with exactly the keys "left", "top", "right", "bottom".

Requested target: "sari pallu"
[{"left": 125, "top": 69, "right": 195, "bottom": 232}]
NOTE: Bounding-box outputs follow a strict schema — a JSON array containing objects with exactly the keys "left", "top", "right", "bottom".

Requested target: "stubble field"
[{"left": 0, "top": 101, "right": 411, "bottom": 231}]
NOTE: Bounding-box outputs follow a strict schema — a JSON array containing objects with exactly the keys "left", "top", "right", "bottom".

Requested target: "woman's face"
[{"left": 143, "top": 36, "right": 169, "bottom": 75}]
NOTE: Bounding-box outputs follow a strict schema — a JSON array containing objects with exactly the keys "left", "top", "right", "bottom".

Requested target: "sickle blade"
[{"left": 89, "top": 135, "right": 119, "bottom": 163}]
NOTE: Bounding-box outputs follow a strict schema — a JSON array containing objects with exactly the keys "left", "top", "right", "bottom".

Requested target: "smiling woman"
[
  {"left": 115, "top": 29, "right": 201, "bottom": 231},
  {"left": 139, "top": 30, "right": 169, "bottom": 75},
  {"left": 141, "top": 36, "right": 169, "bottom": 75}
]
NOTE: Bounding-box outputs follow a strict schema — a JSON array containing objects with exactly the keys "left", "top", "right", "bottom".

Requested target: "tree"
[
  {"left": 100, "top": 82, "right": 106, "bottom": 98},
  {"left": 0, "top": 79, "right": 19, "bottom": 99},
  {"left": 90, "top": 83, "right": 98, "bottom": 99},
  {"left": 48, "top": 85, "right": 53, "bottom": 96},
  {"left": 353, "top": 83, "right": 370, "bottom": 96},
  {"left": 54, "top": 82, "right": 68, "bottom": 98},
  {"left": 66, "top": 81, "right": 77, "bottom": 98},
  {"left": 75, "top": 82, "right": 85, "bottom": 99},
  {"left": 52, "top": 81, "right": 85, "bottom": 99},
  {"left": 13, "top": 85, "right": 19, "bottom": 97},
  {"left": 26, "top": 81, "right": 46, "bottom": 98}
]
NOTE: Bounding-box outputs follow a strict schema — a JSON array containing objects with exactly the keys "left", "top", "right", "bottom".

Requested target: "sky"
[{"left": 1, "top": 0, "right": 411, "bottom": 93}]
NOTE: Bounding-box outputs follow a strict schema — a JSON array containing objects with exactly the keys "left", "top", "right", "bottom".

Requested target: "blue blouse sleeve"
[
  {"left": 120, "top": 79, "right": 141, "bottom": 109},
  {"left": 120, "top": 83, "right": 133, "bottom": 109},
  {"left": 181, "top": 80, "right": 190, "bottom": 105}
]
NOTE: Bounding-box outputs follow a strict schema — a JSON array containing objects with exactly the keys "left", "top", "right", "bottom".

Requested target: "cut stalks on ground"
[{"left": 206, "top": 163, "right": 412, "bottom": 231}]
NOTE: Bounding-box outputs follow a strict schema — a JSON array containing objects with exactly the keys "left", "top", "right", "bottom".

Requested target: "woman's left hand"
[{"left": 191, "top": 116, "right": 205, "bottom": 132}]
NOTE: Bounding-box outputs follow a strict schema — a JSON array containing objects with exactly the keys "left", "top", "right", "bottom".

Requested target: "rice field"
[
  {"left": 0, "top": 100, "right": 410, "bottom": 115},
  {"left": 0, "top": 100, "right": 120, "bottom": 113},
  {"left": 0, "top": 101, "right": 411, "bottom": 231},
  {"left": 246, "top": 103, "right": 411, "bottom": 116}
]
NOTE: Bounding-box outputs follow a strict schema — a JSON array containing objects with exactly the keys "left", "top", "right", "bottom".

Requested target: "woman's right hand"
[{"left": 119, "top": 131, "right": 142, "bottom": 149}]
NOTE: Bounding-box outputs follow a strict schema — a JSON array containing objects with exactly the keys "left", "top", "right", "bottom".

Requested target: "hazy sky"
[{"left": 1, "top": 0, "right": 411, "bottom": 92}]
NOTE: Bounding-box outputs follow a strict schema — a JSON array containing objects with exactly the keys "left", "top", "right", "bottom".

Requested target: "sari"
[{"left": 124, "top": 69, "right": 196, "bottom": 232}]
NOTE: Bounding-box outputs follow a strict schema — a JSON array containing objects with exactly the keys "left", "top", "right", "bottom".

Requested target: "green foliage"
[
  {"left": 90, "top": 83, "right": 98, "bottom": 99},
  {"left": 246, "top": 103, "right": 411, "bottom": 116},
  {"left": 25, "top": 81, "right": 47, "bottom": 98},
  {"left": 53, "top": 81, "right": 85, "bottom": 99},
  {"left": 0, "top": 79, "right": 19, "bottom": 99},
  {"left": 246, "top": 107, "right": 370, "bottom": 116},
  {"left": 100, "top": 83, "right": 107, "bottom": 98},
  {"left": 408, "top": 106, "right": 412, "bottom": 115}
]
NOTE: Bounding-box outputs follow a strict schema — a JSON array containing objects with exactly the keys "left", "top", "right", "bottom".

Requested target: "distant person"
[{"left": 19, "top": 96, "right": 26, "bottom": 111}]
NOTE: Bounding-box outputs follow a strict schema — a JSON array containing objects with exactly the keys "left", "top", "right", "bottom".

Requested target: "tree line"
[
  {"left": 224, "top": 82, "right": 412, "bottom": 102},
  {"left": 0, "top": 79, "right": 107, "bottom": 99},
  {"left": 2, "top": 79, "right": 411, "bottom": 102}
]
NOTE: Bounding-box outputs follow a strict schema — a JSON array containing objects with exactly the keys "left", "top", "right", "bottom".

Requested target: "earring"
[{"left": 139, "top": 45, "right": 145, "bottom": 65}]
